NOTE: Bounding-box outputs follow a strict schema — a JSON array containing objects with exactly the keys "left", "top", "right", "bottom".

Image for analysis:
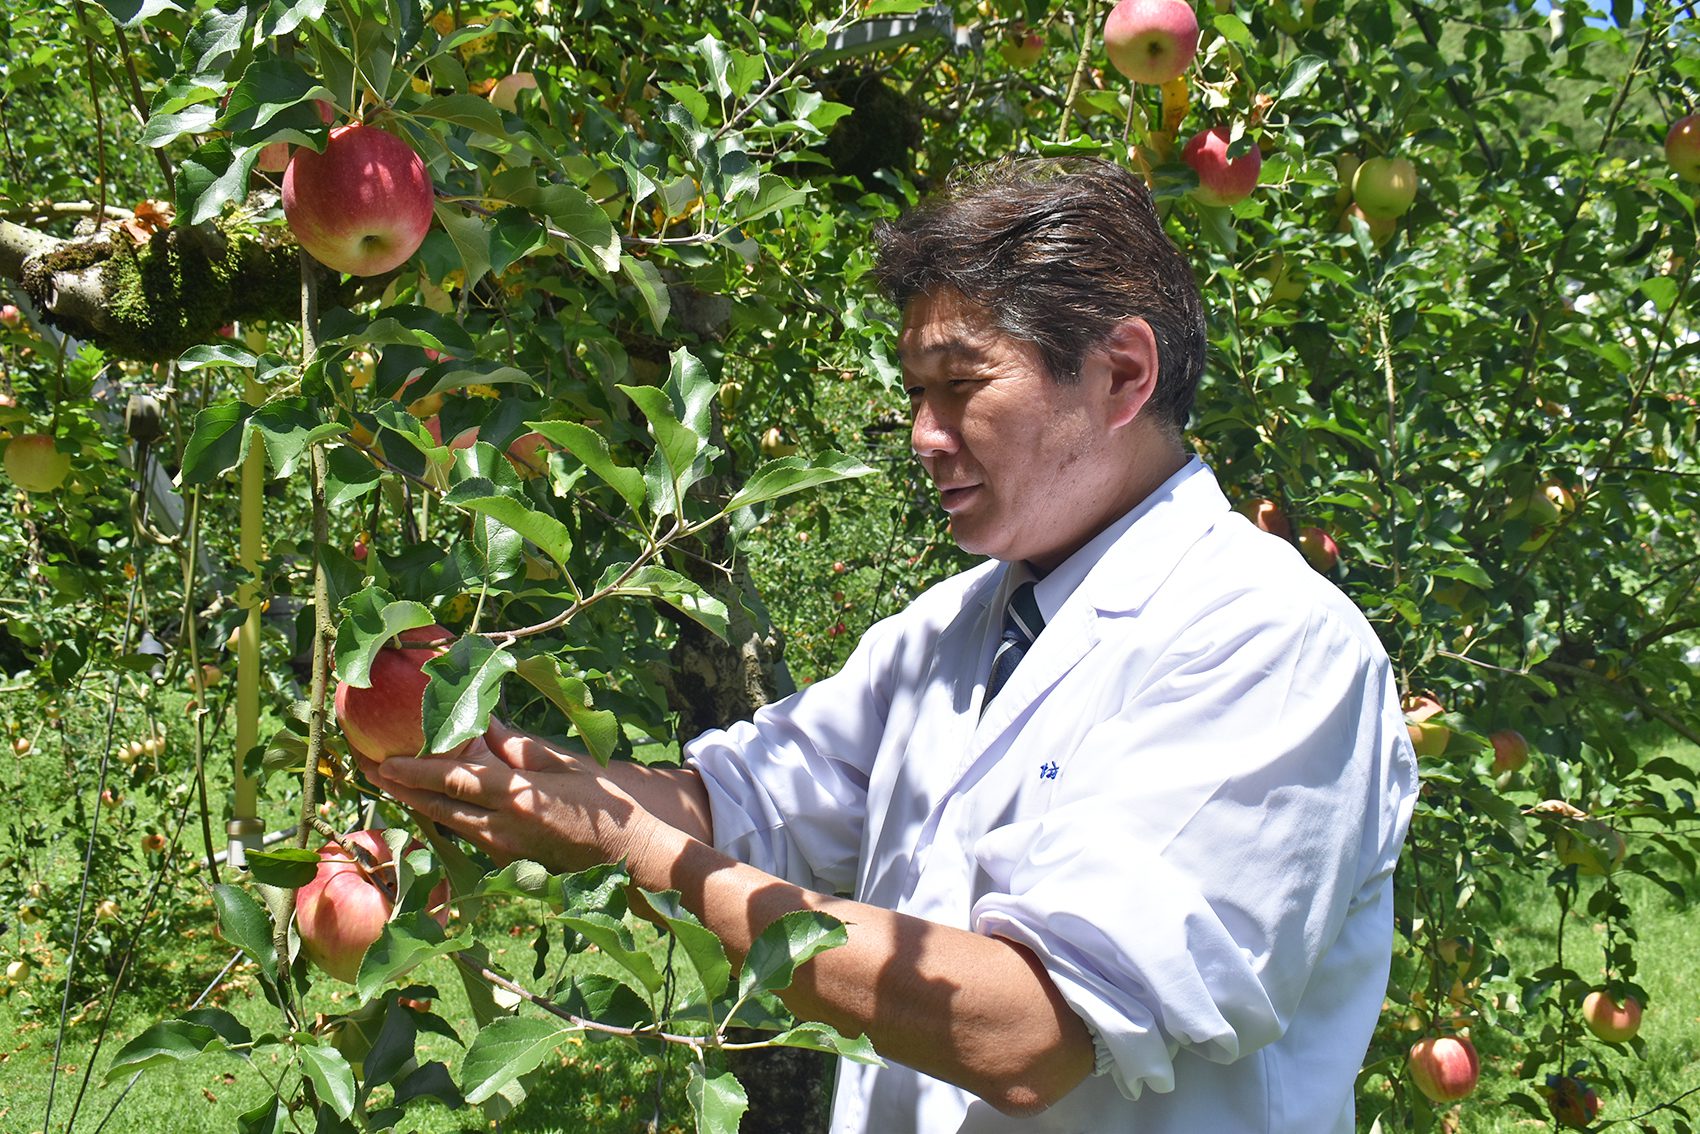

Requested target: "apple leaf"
[
  {"left": 621, "top": 253, "right": 671, "bottom": 335},
  {"left": 737, "top": 910, "right": 846, "bottom": 1001},
  {"left": 420, "top": 634, "right": 516, "bottom": 756},
  {"left": 356, "top": 913, "right": 472, "bottom": 1002},
  {"left": 245, "top": 846, "right": 323, "bottom": 888},
  {"left": 333, "top": 590, "right": 435, "bottom": 688},
  {"left": 251, "top": 398, "right": 348, "bottom": 481},
  {"left": 96, "top": 0, "right": 184, "bottom": 26},
  {"left": 527, "top": 420, "right": 647, "bottom": 514},
  {"left": 213, "top": 883, "right": 279, "bottom": 983},
  {"left": 724, "top": 451, "right": 875, "bottom": 513},
  {"left": 766, "top": 1022, "right": 884, "bottom": 1065},
  {"left": 175, "top": 137, "right": 261, "bottom": 226},
  {"left": 687, "top": 1065, "right": 749, "bottom": 1134},
  {"left": 324, "top": 445, "right": 381, "bottom": 508},
  {"left": 558, "top": 910, "right": 664, "bottom": 993},
  {"left": 1279, "top": 55, "right": 1327, "bottom": 101},
  {"left": 104, "top": 1014, "right": 246, "bottom": 1082},
  {"left": 636, "top": 888, "right": 731, "bottom": 1002},
  {"left": 180, "top": 400, "right": 252, "bottom": 485},
  {"left": 511, "top": 655, "right": 621, "bottom": 766},
  {"left": 490, "top": 172, "right": 620, "bottom": 273},
  {"left": 460, "top": 1016, "right": 579, "bottom": 1106},
  {"left": 178, "top": 0, "right": 250, "bottom": 80},
  {"left": 235, "top": 1095, "right": 288, "bottom": 1134},
  {"left": 435, "top": 203, "right": 494, "bottom": 287},
  {"left": 442, "top": 478, "right": 574, "bottom": 571},
  {"left": 297, "top": 1040, "right": 357, "bottom": 1120},
  {"left": 595, "top": 564, "right": 729, "bottom": 639}
]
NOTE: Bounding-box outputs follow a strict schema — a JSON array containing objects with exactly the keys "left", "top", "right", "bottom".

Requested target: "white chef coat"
[{"left": 686, "top": 458, "right": 1418, "bottom": 1133}]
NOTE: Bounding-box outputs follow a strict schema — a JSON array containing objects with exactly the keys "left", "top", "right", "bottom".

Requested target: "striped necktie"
[{"left": 984, "top": 581, "right": 1044, "bottom": 710}]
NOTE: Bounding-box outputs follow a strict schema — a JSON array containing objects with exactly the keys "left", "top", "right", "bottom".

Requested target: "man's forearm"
[{"left": 629, "top": 821, "right": 1095, "bottom": 1117}]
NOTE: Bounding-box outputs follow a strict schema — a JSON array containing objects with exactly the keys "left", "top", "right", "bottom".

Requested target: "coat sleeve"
[
  {"left": 682, "top": 611, "right": 908, "bottom": 895},
  {"left": 968, "top": 597, "right": 1416, "bottom": 1100}
]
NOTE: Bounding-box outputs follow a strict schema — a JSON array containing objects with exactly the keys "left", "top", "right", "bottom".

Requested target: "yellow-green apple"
[
  {"left": 1235, "top": 497, "right": 1291, "bottom": 539},
  {"left": 334, "top": 625, "right": 459, "bottom": 761},
  {"left": 1667, "top": 114, "right": 1700, "bottom": 183},
  {"left": 1545, "top": 1074, "right": 1600, "bottom": 1129},
  {"left": 1181, "top": 127, "right": 1262, "bottom": 206},
  {"left": 4, "top": 434, "right": 71, "bottom": 493},
  {"left": 96, "top": 899, "right": 120, "bottom": 920},
  {"left": 1403, "top": 693, "right": 1449, "bottom": 758},
  {"left": 1553, "top": 818, "right": 1626, "bottom": 876},
  {"left": 1352, "top": 156, "right": 1418, "bottom": 219},
  {"left": 760, "top": 426, "right": 798, "bottom": 458},
  {"left": 1505, "top": 479, "right": 1575, "bottom": 550},
  {"left": 1407, "top": 1034, "right": 1479, "bottom": 1103},
  {"left": 283, "top": 124, "right": 435, "bottom": 276},
  {"left": 1582, "top": 990, "right": 1642, "bottom": 1043},
  {"left": 1297, "top": 526, "right": 1339, "bottom": 572},
  {"left": 294, "top": 830, "right": 450, "bottom": 983},
  {"left": 489, "top": 71, "right": 537, "bottom": 111},
  {"left": 1103, "top": 0, "right": 1200, "bottom": 84},
  {"left": 999, "top": 25, "right": 1045, "bottom": 67},
  {"left": 1490, "top": 728, "right": 1529, "bottom": 774}
]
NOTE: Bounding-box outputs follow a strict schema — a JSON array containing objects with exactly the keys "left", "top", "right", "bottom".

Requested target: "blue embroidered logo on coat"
[{"left": 1039, "top": 761, "right": 1059, "bottom": 780}]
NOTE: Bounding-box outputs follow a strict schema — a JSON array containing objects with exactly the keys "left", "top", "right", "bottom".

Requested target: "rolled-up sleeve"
[{"left": 970, "top": 600, "right": 1411, "bottom": 1101}]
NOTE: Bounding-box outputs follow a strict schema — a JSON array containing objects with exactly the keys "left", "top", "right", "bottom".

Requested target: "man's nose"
[{"left": 911, "top": 396, "right": 958, "bottom": 458}]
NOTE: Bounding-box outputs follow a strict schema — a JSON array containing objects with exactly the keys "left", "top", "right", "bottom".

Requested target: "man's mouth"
[{"left": 937, "top": 484, "right": 979, "bottom": 511}]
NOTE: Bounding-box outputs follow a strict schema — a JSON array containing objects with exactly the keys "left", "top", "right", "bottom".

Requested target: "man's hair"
[{"left": 871, "top": 157, "right": 1206, "bottom": 431}]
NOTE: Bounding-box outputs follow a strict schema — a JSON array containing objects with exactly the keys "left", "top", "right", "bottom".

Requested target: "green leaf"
[
  {"left": 621, "top": 254, "right": 671, "bottom": 335},
  {"left": 416, "top": 93, "right": 507, "bottom": 135},
  {"left": 98, "top": 0, "right": 185, "bottom": 25},
  {"left": 768, "top": 1021, "right": 884, "bottom": 1065},
  {"left": 528, "top": 420, "right": 646, "bottom": 513},
  {"left": 325, "top": 445, "right": 382, "bottom": 508},
  {"left": 105, "top": 1018, "right": 234, "bottom": 1082},
  {"left": 597, "top": 565, "right": 728, "bottom": 639},
  {"left": 737, "top": 910, "right": 846, "bottom": 1000},
  {"left": 333, "top": 591, "right": 435, "bottom": 689},
  {"left": 420, "top": 635, "right": 516, "bottom": 756},
  {"left": 175, "top": 138, "right": 259, "bottom": 225},
  {"left": 460, "top": 1016, "right": 580, "bottom": 1105},
  {"left": 177, "top": 342, "right": 258, "bottom": 371},
  {"left": 512, "top": 656, "right": 620, "bottom": 766},
  {"left": 180, "top": 401, "right": 252, "bottom": 485},
  {"left": 252, "top": 398, "right": 346, "bottom": 480},
  {"left": 442, "top": 478, "right": 574, "bottom": 569},
  {"left": 490, "top": 170, "right": 619, "bottom": 272},
  {"left": 1211, "top": 11, "right": 1254, "bottom": 47},
  {"left": 637, "top": 889, "right": 730, "bottom": 1002},
  {"left": 357, "top": 914, "right": 471, "bottom": 1001},
  {"left": 298, "top": 1041, "right": 357, "bottom": 1120},
  {"left": 235, "top": 1095, "right": 288, "bottom": 1134},
  {"left": 245, "top": 846, "right": 323, "bottom": 888},
  {"left": 1278, "top": 55, "right": 1327, "bottom": 101},
  {"left": 213, "top": 883, "right": 278, "bottom": 983},
  {"left": 435, "top": 203, "right": 494, "bottom": 286},
  {"left": 725, "top": 451, "right": 875, "bottom": 512},
  {"left": 687, "top": 1064, "right": 748, "bottom": 1134},
  {"left": 558, "top": 911, "right": 663, "bottom": 992}
]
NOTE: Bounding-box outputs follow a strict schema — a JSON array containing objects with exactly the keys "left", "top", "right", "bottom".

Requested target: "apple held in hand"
[
  {"left": 1352, "top": 156, "right": 1418, "bottom": 219},
  {"left": 1407, "top": 1034, "right": 1479, "bottom": 1103},
  {"left": 335, "top": 625, "right": 458, "bottom": 761},
  {"left": 1582, "top": 989, "right": 1642, "bottom": 1043},
  {"left": 1181, "top": 127, "right": 1262, "bottom": 206},
  {"left": 1103, "top": 0, "right": 1200, "bottom": 85},
  {"left": 1666, "top": 114, "right": 1700, "bottom": 183},
  {"left": 295, "top": 830, "right": 450, "bottom": 984},
  {"left": 284, "top": 124, "right": 435, "bottom": 276},
  {"left": 4, "top": 434, "right": 72, "bottom": 493}
]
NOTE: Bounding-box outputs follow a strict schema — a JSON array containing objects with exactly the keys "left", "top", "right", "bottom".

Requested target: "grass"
[{"left": 3, "top": 683, "right": 1696, "bottom": 1134}]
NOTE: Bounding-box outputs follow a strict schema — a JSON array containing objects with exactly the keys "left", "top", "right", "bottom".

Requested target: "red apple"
[
  {"left": 1582, "top": 989, "right": 1642, "bottom": 1043},
  {"left": 283, "top": 124, "right": 435, "bottom": 276},
  {"left": 4, "top": 434, "right": 72, "bottom": 493},
  {"left": 1546, "top": 1074, "right": 1601, "bottom": 1129},
  {"left": 1490, "top": 728, "right": 1529, "bottom": 774},
  {"left": 1666, "top": 113, "right": 1700, "bottom": 183},
  {"left": 1297, "top": 526, "right": 1339, "bottom": 573},
  {"left": 141, "top": 832, "right": 168, "bottom": 854},
  {"left": 1352, "top": 156, "right": 1418, "bottom": 219},
  {"left": 334, "top": 625, "right": 456, "bottom": 761},
  {"left": 505, "top": 431, "right": 552, "bottom": 479},
  {"left": 1103, "top": 0, "right": 1200, "bottom": 85},
  {"left": 1235, "top": 497, "right": 1291, "bottom": 539},
  {"left": 489, "top": 72, "right": 538, "bottom": 111},
  {"left": 0, "top": 304, "right": 21, "bottom": 329},
  {"left": 295, "top": 829, "right": 450, "bottom": 983},
  {"left": 1181, "top": 127, "right": 1262, "bottom": 206},
  {"left": 1407, "top": 1034, "right": 1479, "bottom": 1103}
]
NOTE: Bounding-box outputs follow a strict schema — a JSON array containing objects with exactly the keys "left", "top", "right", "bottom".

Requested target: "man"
[{"left": 368, "top": 158, "right": 1418, "bottom": 1132}]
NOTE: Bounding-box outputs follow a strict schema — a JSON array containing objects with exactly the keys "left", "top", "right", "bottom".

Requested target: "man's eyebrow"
[{"left": 898, "top": 337, "right": 988, "bottom": 364}]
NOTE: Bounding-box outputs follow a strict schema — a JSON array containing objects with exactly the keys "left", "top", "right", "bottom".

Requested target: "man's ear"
[{"left": 1091, "top": 318, "right": 1162, "bottom": 430}]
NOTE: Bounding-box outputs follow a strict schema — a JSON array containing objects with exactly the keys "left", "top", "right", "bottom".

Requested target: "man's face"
[{"left": 899, "top": 289, "right": 1128, "bottom": 573}]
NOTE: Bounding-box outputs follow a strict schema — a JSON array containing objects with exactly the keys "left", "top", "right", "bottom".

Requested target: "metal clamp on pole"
[{"left": 225, "top": 816, "right": 266, "bottom": 871}]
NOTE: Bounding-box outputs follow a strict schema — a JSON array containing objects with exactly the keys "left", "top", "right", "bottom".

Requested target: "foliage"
[{"left": 1, "top": 0, "right": 1698, "bottom": 1130}]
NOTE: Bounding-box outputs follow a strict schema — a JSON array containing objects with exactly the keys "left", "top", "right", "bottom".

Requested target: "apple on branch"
[
  {"left": 489, "top": 72, "right": 538, "bottom": 111},
  {"left": 1181, "top": 126, "right": 1263, "bottom": 206},
  {"left": 1406, "top": 1034, "right": 1479, "bottom": 1103},
  {"left": 335, "top": 625, "right": 466, "bottom": 761},
  {"left": 1103, "top": 0, "right": 1200, "bottom": 85},
  {"left": 4, "top": 434, "right": 72, "bottom": 493},
  {"left": 1489, "top": 728, "right": 1529, "bottom": 774},
  {"left": 1351, "top": 155, "right": 1418, "bottom": 219},
  {"left": 1666, "top": 113, "right": 1700, "bottom": 183},
  {"left": 284, "top": 124, "right": 435, "bottom": 276},
  {"left": 295, "top": 830, "right": 451, "bottom": 983},
  {"left": 255, "top": 99, "right": 336, "bottom": 174},
  {"left": 1235, "top": 496, "right": 1292, "bottom": 539},
  {"left": 1297, "top": 526, "right": 1339, "bottom": 573},
  {"left": 998, "top": 25, "right": 1045, "bottom": 68},
  {"left": 1582, "top": 989, "right": 1642, "bottom": 1043}
]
